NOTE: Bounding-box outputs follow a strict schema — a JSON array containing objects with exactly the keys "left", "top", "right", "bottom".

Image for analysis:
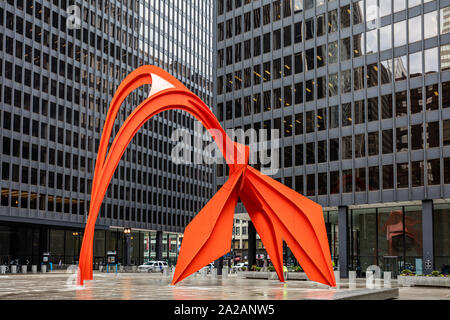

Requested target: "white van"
[{"left": 137, "top": 261, "right": 168, "bottom": 272}]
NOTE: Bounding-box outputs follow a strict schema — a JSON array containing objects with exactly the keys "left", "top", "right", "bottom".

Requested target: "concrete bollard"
[
  {"left": 119, "top": 265, "right": 124, "bottom": 272},
  {"left": 222, "top": 268, "right": 228, "bottom": 279},
  {"left": 348, "top": 271, "right": 356, "bottom": 283},
  {"left": 11, "top": 265, "right": 17, "bottom": 274},
  {"left": 384, "top": 272, "right": 392, "bottom": 287},
  {"left": 22, "top": 265, "right": 27, "bottom": 273},
  {"left": 163, "top": 266, "right": 169, "bottom": 276},
  {"left": 32, "top": 265, "right": 37, "bottom": 273},
  {"left": 212, "top": 268, "right": 218, "bottom": 278},
  {"left": 268, "top": 272, "right": 278, "bottom": 280},
  {"left": 201, "top": 267, "right": 208, "bottom": 277},
  {"left": 132, "top": 266, "right": 137, "bottom": 272},
  {"left": 41, "top": 265, "right": 47, "bottom": 273},
  {"left": 0, "top": 266, "right": 6, "bottom": 274},
  {"left": 334, "top": 270, "right": 340, "bottom": 285},
  {"left": 366, "top": 270, "right": 374, "bottom": 288}
]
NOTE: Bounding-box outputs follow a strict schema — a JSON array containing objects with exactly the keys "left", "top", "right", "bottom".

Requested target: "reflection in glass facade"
[{"left": 216, "top": 0, "right": 450, "bottom": 275}]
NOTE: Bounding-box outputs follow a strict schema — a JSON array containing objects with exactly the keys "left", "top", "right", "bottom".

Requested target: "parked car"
[
  {"left": 232, "top": 262, "right": 248, "bottom": 272},
  {"left": 137, "top": 261, "right": 168, "bottom": 273}
]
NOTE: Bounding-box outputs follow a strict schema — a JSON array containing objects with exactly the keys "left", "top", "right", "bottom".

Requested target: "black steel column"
[
  {"left": 338, "top": 206, "right": 348, "bottom": 278},
  {"left": 155, "top": 231, "right": 163, "bottom": 260},
  {"left": 38, "top": 226, "right": 50, "bottom": 271},
  {"left": 248, "top": 221, "right": 256, "bottom": 268},
  {"left": 214, "top": 257, "right": 224, "bottom": 275},
  {"left": 422, "top": 200, "right": 434, "bottom": 275}
]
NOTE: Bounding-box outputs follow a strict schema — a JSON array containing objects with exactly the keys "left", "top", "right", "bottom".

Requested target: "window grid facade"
[
  {"left": 216, "top": 0, "right": 450, "bottom": 210},
  {"left": 0, "top": 0, "right": 214, "bottom": 234}
]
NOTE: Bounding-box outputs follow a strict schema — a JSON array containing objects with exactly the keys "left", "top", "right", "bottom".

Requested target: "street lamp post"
[
  {"left": 73, "top": 232, "right": 79, "bottom": 264},
  {"left": 124, "top": 228, "right": 131, "bottom": 266}
]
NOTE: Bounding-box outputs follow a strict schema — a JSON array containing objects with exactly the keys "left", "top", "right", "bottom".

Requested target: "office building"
[
  {"left": 215, "top": 0, "right": 450, "bottom": 276},
  {"left": 0, "top": 0, "right": 213, "bottom": 267}
]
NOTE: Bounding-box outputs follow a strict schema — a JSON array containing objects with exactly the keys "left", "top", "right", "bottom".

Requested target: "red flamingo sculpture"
[{"left": 76, "top": 65, "right": 336, "bottom": 287}]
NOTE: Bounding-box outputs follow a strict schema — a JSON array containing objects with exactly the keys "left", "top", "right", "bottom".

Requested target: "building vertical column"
[
  {"left": 125, "top": 234, "right": 131, "bottom": 266},
  {"left": 38, "top": 226, "right": 50, "bottom": 270},
  {"left": 214, "top": 257, "right": 224, "bottom": 275},
  {"left": 39, "top": 226, "right": 50, "bottom": 254},
  {"left": 338, "top": 206, "right": 349, "bottom": 278},
  {"left": 155, "top": 230, "right": 163, "bottom": 260},
  {"left": 422, "top": 200, "right": 434, "bottom": 275},
  {"left": 248, "top": 221, "right": 257, "bottom": 268}
]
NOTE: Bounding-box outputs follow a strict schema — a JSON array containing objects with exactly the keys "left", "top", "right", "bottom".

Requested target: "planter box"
[
  {"left": 398, "top": 275, "right": 450, "bottom": 288},
  {"left": 242, "top": 271, "right": 307, "bottom": 281}
]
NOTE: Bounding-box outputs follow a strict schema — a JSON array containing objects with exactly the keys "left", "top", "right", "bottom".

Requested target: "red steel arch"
[{"left": 77, "top": 65, "right": 336, "bottom": 287}]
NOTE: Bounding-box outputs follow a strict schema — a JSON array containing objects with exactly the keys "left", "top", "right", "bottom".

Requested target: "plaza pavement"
[{"left": 0, "top": 272, "right": 448, "bottom": 300}]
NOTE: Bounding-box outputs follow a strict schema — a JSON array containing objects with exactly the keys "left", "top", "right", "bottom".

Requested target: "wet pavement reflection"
[{"left": 0, "top": 272, "right": 434, "bottom": 300}]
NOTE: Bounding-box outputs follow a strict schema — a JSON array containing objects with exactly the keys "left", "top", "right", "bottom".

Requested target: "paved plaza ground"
[{"left": 0, "top": 272, "right": 448, "bottom": 300}]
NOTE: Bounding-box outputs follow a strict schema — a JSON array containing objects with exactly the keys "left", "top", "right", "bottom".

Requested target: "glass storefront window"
[
  {"left": 404, "top": 206, "right": 423, "bottom": 274},
  {"left": 143, "top": 232, "right": 150, "bottom": 262},
  {"left": 49, "top": 229, "right": 64, "bottom": 264},
  {"left": 150, "top": 232, "right": 156, "bottom": 259},
  {"left": 93, "top": 230, "right": 105, "bottom": 267},
  {"left": 162, "top": 233, "right": 168, "bottom": 259},
  {"left": 168, "top": 233, "right": 178, "bottom": 265},
  {"left": 378, "top": 206, "right": 404, "bottom": 274},
  {"left": 328, "top": 210, "right": 339, "bottom": 265},
  {"left": 350, "top": 208, "right": 377, "bottom": 275},
  {"left": 434, "top": 203, "right": 450, "bottom": 271}
]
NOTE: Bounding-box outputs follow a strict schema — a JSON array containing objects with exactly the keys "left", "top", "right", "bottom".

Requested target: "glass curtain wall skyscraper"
[
  {"left": 0, "top": 0, "right": 213, "bottom": 267},
  {"left": 215, "top": 0, "right": 450, "bottom": 276}
]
